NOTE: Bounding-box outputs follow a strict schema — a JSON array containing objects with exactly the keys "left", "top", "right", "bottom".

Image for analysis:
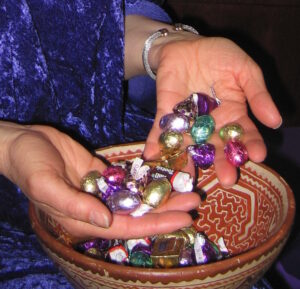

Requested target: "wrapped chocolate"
[
  {"left": 187, "top": 143, "right": 215, "bottom": 169},
  {"left": 130, "top": 157, "right": 150, "bottom": 182},
  {"left": 155, "top": 227, "right": 195, "bottom": 249},
  {"left": 130, "top": 251, "right": 153, "bottom": 268},
  {"left": 159, "top": 131, "right": 184, "bottom": 155},
  {"left": 159, "top": 113, "right": 190, "bottom": 133},
  {"left": 191, "top": 115, "right": 215, "bottom": 144},
  {"left": 126, "top": 237, "right": 151, "bottom": 253},
  {"left": 76, "top": 238, "right": 111, "bottom": 260},
  {"left": 224, "top": 140, "right": 248, "bottom": 167},
  {"left": 179, "top": 247, "right": 195, "bottom": 267},
  {"left": 194, "top": 233, "right": 222, "bottom": 265},
  {"left": 173, "top": 92, "right": 219, "bottom": 119},
  {"left": 106, "top": 189, "right": 141, "bottom": 214},
  {"left": 217, "top": 237, "right": 229, "bottom": 258},
  {"left": 219, "top": 123, "right": 244, "bottom": 142},
  {"left": 80, "top": 170, "right": 101, "bottom": 195},
  {"left": 143, "top": 178, "right": 172, "bottom": 208},
  {"left": 107, "top": 244, "right": 129, "bottom": 264},
  {"left": 102, "top": 166, "right": 126, "bottom": 185},
  {"left": 151, "top": 237, "right": 184, "bottom": 268},
  {"left": 150, "top": 166, "right": 193, "bottom": 193},
  {"left": 96, "top": 176, "right": 121, "bottom": 201}
]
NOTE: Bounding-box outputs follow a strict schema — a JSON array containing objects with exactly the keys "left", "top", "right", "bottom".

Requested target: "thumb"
[{"left": 30, "top": 172, "right": 112, "bottom": 228}]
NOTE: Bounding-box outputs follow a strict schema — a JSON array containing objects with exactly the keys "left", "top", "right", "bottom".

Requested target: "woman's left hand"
[{"left": 143, "top": 36, "right": 282, "bottom": 187}]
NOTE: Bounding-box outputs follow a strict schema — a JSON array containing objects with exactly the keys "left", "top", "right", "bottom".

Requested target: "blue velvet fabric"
[{"left": 0, "top": 1, "right": 273, "bottom": 288}]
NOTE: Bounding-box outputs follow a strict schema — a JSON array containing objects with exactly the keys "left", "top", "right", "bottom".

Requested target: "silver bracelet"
[{"left": 142, "top": 23, "right": 199, "bottom": 80}]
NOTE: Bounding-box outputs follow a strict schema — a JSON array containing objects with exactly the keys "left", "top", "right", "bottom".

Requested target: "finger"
[
  {"left": 210, "top": 132, "right": 238, "bottom": 187},
  {"left": 239, "top": 58, "right": 282, "bottom": 129},
  {"left": 210, "top": 113, "right": 267, "bottom": 187},
  {"left": 29, "top": 172, "right": 112, "bottom": 228},
  {"left": 53, "top": 210, "right": 194, "bottom": 240},
  {"left": 154, "top": 192, "right": 200, "bottom": 213}
]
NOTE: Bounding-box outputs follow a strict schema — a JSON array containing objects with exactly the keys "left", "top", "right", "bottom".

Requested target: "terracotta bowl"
[{"left": 29, "top": 142, "right": 295, "bottom": 289}]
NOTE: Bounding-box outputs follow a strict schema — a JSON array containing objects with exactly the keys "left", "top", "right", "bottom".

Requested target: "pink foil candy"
[
  {"left": 224, "top": 140, "right": 249, "bottom": 167},
  {"left": 102, "top": 166, "right": 126, "bottom": 185}
]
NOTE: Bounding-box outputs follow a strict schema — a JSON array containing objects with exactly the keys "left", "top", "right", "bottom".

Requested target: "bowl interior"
[{"left": 95, "top": 142, "right": 294, "bottom": 256}]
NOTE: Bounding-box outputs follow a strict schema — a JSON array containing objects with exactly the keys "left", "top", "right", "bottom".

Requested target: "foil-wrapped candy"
[
  {"left": 106, "top": 189, "right": 141, "bottom": 214},
  {"left": 143, "top": 178, "right": 172, "bottom": 208},
  {"left": 151, "top": 237, "right": 185, "bottom": 268},
  {"left": 224, "top": 140, "right": 249, "bottom": 167},
  {"left": 187, "top": 143, "right": 215, "bottom": 169},
  {"left": 219, "top": 123, "right": 244, "bottom": 142},
  {"left": 107, "top": 244, "right": 129, "bottom": 264},
  {"left": 155, "top": 227, "right": 197, "bottom": 249},
  {"left": 150, "top": 166, "right": 193, "bottom": 193},
  {"left": 179, "top": 247, "right": 195, "bottom": 267},
  {"left": 102, "top": 166, "right": 126, "bottom": 185},
  {"left": 130, "top": 251, "right": 153, "bottom": 267},
  {"left": 194, "top": 233, "right": 222, "bottom": 265},
  {"left": 126, "top": 237, "right": 152, "bottom": 253},
  {"left": 80, "top": 170, "right": 101, "bottom": 195},
  {"left": 191, "top": 115, "right": 215, "bottom": 144},
  {"left": 159, "top": 113, "right": 190, "bottom": 133},
  {"left": 159, "top": 131, "right": 184, "bottom": 155},
  {"left": 173, "top": 92, "right": 219, "bottom": 119}
]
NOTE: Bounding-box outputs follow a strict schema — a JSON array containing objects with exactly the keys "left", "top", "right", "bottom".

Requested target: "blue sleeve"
[
  {"left": 125, "top": 0, "right": 172, "bottom": 130},
  {"left": 125, "top": 0, "right": 171, "bottom": 22}
]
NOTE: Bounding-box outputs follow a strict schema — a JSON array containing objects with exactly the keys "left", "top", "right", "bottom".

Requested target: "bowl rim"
[{"left": 29, "top": 141, "right": 296, "bottom": 283}]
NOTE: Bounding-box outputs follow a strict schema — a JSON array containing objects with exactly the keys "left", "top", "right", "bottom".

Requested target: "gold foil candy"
[
  {"left": 159, "top": 131, "right": 183, "bottom": 154},
  {"left": 144, "top": 149, "right": 188, "bottom": 172},
  {"left": 219, "top": 123, "right": 244, "bottom": 142},
  {"left": 162, "top": 149, "right": 188, "bottom": 171},
  {"left": 155, "top": 226, "right": 197, "bottom": 248},
  {"left": 151, "top": 237, "right": 184, "bottom": 268},
  {"left": 181, "top": 226, "right": 198, "bottom": 246},
  {"left": 143, "top": 178, "right": 172, "bottom": 208},
  {"left": 80, "top": 170, "right": 101, "bottom": 195}
]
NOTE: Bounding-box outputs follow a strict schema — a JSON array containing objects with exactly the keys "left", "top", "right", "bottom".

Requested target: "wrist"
[
  {"left": 0, "top": 121, "right": 29, "bottom": 175},
  {"left": 148, "top": 30, "right": 202, "bottom": 76}
]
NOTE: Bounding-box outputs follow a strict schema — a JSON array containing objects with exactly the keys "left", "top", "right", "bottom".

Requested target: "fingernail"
[
  {"left": 90, "top": 211, "right": 110, "bottom": 228},
  {"left": 273, "top": 117, "right": 283, "bottom": 129}
]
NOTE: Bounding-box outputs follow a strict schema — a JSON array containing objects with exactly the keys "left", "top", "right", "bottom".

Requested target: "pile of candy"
[
  {"left": 76, "top": 227, "right": 229, "bottom": 268},
  {"left": 77, "top": 91, "right": 248, "bottom": 267}
]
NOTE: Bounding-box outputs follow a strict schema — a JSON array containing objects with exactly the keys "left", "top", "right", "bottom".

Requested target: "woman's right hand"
[{"left": 0, "top": 122, "right": 200, "bottom": 240}]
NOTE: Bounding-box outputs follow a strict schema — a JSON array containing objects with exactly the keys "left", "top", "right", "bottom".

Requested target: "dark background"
[
  {"left": 163, "top": 0, "right": 300, "bottom": 127},
  {"left": 161, "top": 1, "right": 300, "bottom": 288}
]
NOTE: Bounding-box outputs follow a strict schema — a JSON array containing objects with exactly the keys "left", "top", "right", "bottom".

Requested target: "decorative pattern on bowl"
[{"left": 29, "top": 142, "right": 295, "bottom": 289}]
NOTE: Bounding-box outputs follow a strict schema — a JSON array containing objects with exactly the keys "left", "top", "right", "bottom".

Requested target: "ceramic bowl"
[{"left": 29, "top": 142, "right": 295, "bottom": 289}]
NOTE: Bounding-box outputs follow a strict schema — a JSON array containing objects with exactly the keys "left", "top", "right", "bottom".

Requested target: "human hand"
[
  {"left": 0, "top": 122, "right": 199, "bottom": 239},
  {"left": 143, "top": 36, "right": 282, "bottom": 187}
]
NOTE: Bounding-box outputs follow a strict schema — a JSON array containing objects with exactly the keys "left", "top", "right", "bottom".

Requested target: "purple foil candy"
[
  {"left": 179, "top": 247, "right": 195, "bottom": 267},
  {"left": 102, "top": 166, "right": 126, "bottom": 185},
  {"left": 106, "top": 190, "right": 141, "bottom": 214},
  {"left": 173, "top": 95, "right": 198, "bottom": 119},
  {"left": 224, "top": 140, "right": 249, "bottom": 167},
  {"left": 76, "top": 239, "right": 111, "bottom": 253},
  {"left": 131, "top": 244, "right": 152, "bottom": 256},
  {"left": 194, "top": 233, "right": 221, "bottom": 264},
  {"left": 159, "top": 113, "right": 190, "bottom": 133},
  {"left": 193, "top": 92, "right": 219, "bottom": 116},
  {"left": 187, "top": 143, "right": 215, "bottom": 169}
]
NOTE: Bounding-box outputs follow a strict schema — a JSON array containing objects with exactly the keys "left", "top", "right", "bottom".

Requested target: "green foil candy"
[
  {"left": 130, "top": 251, "right": 153, "bottom": 267},
  {"left": 219, "top": 123, "right": 244, "bottom": 142},
  {"left": 191, "top": 115, "right": 215, "bottom": 144}
]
